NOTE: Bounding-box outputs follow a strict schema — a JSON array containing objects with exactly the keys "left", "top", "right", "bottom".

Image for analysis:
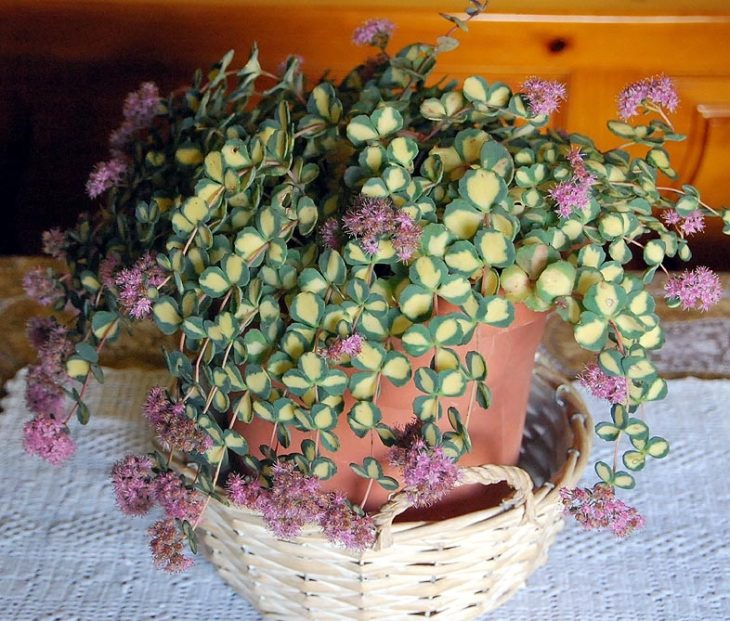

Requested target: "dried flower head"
[
  {"left": 618, "top": 74, "right": 679, "bottom": 120},
  {"left": 664, "top": 266, "right": 722, "bottom": 311},
  {"left": 522, "top": 77, "right": 567, "bottom": 116},
  {"left": 561, "top": 484, "right": 645, "bottom": 537},
  {"left": 148, "top": 519, "right": 194, "bottom": 573}
]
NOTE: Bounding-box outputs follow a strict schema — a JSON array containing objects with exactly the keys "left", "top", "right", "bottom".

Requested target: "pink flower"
[
  {"left": 319, "top": 492, "right": 376, "bottom": 550},
  {"left": 122, "top": 82, "right": 160, "bottom": 130},
  {"left": 343, "top": 196, "right": 421, "bottom": 261},
  {"left": 86, "top": 157, "right": 128, "bottom": 199},
  {"left": 578, "top": 363, "right": 628, "bottom": 404},
  {"left": 549, "top": 148, "right": 596, "bottom": 217},
  {"left": 99, "top": 255, "right": 121, "bottom": 290},
  {"left": 154, "top": 471, "right": 204, "bottom": 522},
  {"left": 41, "top": 228, "right": 66, "bottom": 259},
  {"left": 319, "top": 218, "right": 341, "bottom": 250},
  {"left": 352, "top": 18, "right": 395, "bottom": 47},
  {"left": 521, "top": 77, "right": 567, "bottom": 116},
  {"left": 561, "top": 484, "right": 645, "bottom": 537},
  {"left": 618, "top": 75, "right": 679, "bottom": 120},
  {"left": 26, "top": 317, "right": 57, "bottom": 349},
  {"left": 24, "top": 319, "right": 74, "bottom": 418},
  {"left": 115, "top": 253, "right": 166, "bottom": 319},
  {"left": 392, "top": 212, "right": 422, "bottom": 261},
  {"left": 390, "top": 428, "right": 459, "bottom": 508},
  {"left": 259, "top": 463, "right": 324, "bottom": 539},
  {"left": 144, "top": 386, "right": 212, "bottom": 454},
  {"left": 148, "top": 519, "right": 194, "bottom": 573},
  {"left": 111, "top": 454, "right": 156, "bottom": 516},
  {"left": 23, "top": 416, "right": 75, "bottom": 466},
  {"left": 23, "top": 267, "right": 63, "bottom": 307},
  {"left": 226, "top": 473, "right": 263, "bottom": 507},
  {"left": 321, "top": 334, "right": 363, "bottom": 361},
  {"left": 664, "top": 266, "right": 722, "bottom": 311},
  {"left": 662, "top": 209, "right": 705, "bottom": 236}
]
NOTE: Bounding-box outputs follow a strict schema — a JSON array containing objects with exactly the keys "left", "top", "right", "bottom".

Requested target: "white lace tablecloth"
[{"left": 1, "top": 367, "right": 728, "bottom": 621}]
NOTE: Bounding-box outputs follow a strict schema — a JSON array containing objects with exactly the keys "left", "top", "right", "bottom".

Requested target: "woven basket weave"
[{"left": 180, "top": 360, "right": 592, "bottom": 621}]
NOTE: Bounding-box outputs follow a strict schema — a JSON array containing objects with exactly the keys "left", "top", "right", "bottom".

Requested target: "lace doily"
[{"left": 1, "top": 367, "right": 728, "bottom": 621}]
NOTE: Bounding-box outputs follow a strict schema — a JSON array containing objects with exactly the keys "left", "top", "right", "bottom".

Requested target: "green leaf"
[
  {"left": 91, "top": 311, "right": 120, "bottom": 341},
  {"left": 458, "top": 168, "right": 506, "bottom": 212},
  {"left": 223, "top": 429, "right": 249, "bottom": 455},
  {"left": 347, "top": 401, "right": 382, "bottom": 438},
  {"left": 199, "top": 267, "right": 231, "bottom": 298},
  {"left": 574, "top": 312, "right": 608, "bottom": 351},
  {"left": 311, "top": 457, "right": 337, "bottom": 480},
  {"left": 74, "top": 343, "right": 99, "bottom": 364},
  {"left": 535, "top": 261, "right": 576, "bottom": 302},
  {"left": 289, "top": 291, "right": 325, "bottom": 327}
]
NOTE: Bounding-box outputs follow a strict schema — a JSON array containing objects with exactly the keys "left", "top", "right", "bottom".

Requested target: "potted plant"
[{"left": 21, "top": 1, "right": 728, "bottom": 616}]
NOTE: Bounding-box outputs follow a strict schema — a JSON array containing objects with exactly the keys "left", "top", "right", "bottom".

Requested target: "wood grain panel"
[{"left": 1, "top": 1, "right": 729, "bottom": 262}]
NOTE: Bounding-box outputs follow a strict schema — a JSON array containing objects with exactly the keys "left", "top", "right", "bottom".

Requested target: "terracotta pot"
[{"left": 237, "top": 304, "right": 548, "bottom": 516}]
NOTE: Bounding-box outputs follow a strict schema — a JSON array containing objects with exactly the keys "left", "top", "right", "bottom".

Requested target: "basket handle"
[{"left": 372, "top": 464, "right": 535, "bottom": 550}]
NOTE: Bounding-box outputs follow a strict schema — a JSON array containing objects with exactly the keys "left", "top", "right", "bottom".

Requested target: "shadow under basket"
[{"left": 180, "top": 359, "right": 592, "bottom": 621}]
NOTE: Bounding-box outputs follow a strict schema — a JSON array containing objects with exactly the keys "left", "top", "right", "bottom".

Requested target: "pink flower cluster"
[
  {"left": 394, "top": 438, "right": 459, "bottom": 507},
  {"left": 109, "top": 82, "right": 161, "bottom": 154},
  {"left": 86, "top": 157, "right": 128, "bottom": 200},
  {"left": 111, "top": 454, "right": 156, "bottom": 516},
  {"left": 115, "top": 254, "right": 167, "bottom": 319},
  {"left": 148, "top": 519, "right": 194, "bottom": 573},
  {"left": 343, "top": 196, "right": 422, "bottom": 261},
  {"left": 226, "top": 463, "right": 376, "bottom": 550},
  {"left": 560, "top": 484, "right": 645, "bottom": 537},
  {"left": 22, "top": 267, "right": 64, "bottom": 307},
  {"left": 111, "top": 454, "right": 204, "bottom": 572},
  {"left": 521, "top": 77, "right": 567, "bottom": 116},
  {"left": 661, "top": 209, "right": 705, "bottom": 236},
  {"left": 41, "top": 228, "right": 67, "bottom": 260},
  {"left": 111, "top": 454, "right": 203, "bottom": 522},
  {"left": 88, "top": 82, "right": 160, "bottom": 199},
  {"left": 22, "top": 416, "right": 75, "bottom": 466},
  {"left": 319, "top": 218, "right": 341, "bottom": 250},
  {"left": 389, "top": 421, "right": 460, "bottom": 508},
  {"left": 352, "top": 18, "right": 395, "bottom": 47},
  {"left": 578, "top": 363, "right": 628, "bottom": 405},
  {"left": 549, "top": 148, "right": 596, "bottom": 218},
  {"left": 23, "top": 318, "right": 76, "bottom": 466},
  {"left": 321, "top": 334, "right": 363, "bottom": 361},
  {"left": 618, "top": 75, "right": 679, "bottom": 120},
  {"left": 664, "top": 266, "right": 722, "bottom": 311},
  {"left": 144, "top": 386, "right": 212, "bottom": 454}
]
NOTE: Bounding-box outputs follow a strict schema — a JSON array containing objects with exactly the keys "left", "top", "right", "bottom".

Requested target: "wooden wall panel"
[{"left": 1, "top": 1, "right": 729, "bottom": 265}]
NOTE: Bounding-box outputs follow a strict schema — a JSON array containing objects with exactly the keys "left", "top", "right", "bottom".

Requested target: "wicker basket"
[{"left": 180, "top": 359, "right": 592, "bottom": 621}]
